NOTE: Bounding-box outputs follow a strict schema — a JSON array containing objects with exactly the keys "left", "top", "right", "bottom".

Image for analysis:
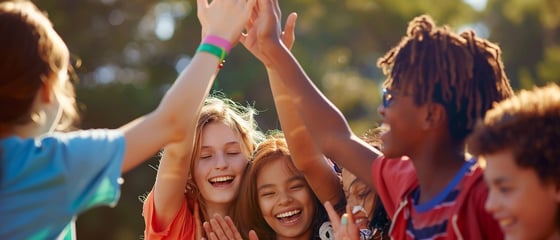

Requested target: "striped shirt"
[{"left": 404, "top": 160, "right": 476, "bottom": 239}]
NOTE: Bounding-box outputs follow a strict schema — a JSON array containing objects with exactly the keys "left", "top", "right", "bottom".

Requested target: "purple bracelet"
[{"left": 203, "top": 35, "right": 232, "bottom": 54}]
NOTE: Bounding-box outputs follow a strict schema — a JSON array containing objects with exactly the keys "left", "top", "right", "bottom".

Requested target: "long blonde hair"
[{"left": 185, "top": 94, "right": 264, "bottom": 222}]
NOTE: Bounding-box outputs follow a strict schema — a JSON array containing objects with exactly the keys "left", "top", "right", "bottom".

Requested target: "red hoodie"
[{"left": 371, "top": 156, "right": 503, "bottom": 239}]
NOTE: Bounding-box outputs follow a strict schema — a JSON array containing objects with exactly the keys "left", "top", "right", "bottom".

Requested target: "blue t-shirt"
[{"left": 0, "top": 129, "right": 126, "bottom": 240}]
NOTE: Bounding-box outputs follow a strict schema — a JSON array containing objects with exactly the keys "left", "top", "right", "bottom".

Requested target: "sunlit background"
[{"left": 31, "top": 0, "right": 560, "bottom": 239}]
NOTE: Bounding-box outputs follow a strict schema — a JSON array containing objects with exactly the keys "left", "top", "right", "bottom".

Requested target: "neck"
[
  {"left": 276, "top": 230, "right": 312, "bottom": 240},
  {"left": 409, "top": 137, "right": 467, "bottom": 204},
  {"left": 204, "top": 201, "right": 231, "bottom": 220}
]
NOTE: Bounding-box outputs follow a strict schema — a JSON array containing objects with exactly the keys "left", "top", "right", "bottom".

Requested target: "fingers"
[
  {"left": 224, "top": 216, "right": 243, "bottom": 239},
  {"left": 324, "top": 201, "right": 341, "bottom": 230},
  {"left": 281, "top": 12, "right": 297, "bottom": 50},
  {"left": 284, "top": 12, "right": 297, "bottom": 34},
  {"left": 203, "top": 214, "right": 242, "bottom": 240},
  {"left": 197, "top": 0, "right": 208, "bottom": 15},
  {"left": 343, "top": 205, "right": 361, "bottom": 240},
  {"left": 257, "top": 0, "right": 274, "bottom": 16},
  {"left": 243, "top": 0, "right": 258, "bottom": 23},
  {"left": 272, "top": 0, "right": 281, "bottom": 20},
  {"left": 248, "top": 230, "right": 260, "bottom": 240}
]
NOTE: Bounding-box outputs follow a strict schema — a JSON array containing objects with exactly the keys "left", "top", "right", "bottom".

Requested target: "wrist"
[
  {"left": 196, "top": 35, "right": 231, "bottom": 65},
  {"left": 262, "top": 41, "right": 288, "bottom": 67}
]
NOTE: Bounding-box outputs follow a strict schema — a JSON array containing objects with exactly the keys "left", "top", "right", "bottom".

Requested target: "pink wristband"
[{"left": 203, "top": 35, "right": 232, "bottom": 53}]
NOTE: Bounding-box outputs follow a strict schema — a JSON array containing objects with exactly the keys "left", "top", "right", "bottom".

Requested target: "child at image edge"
[
  {"left": 468, "top": 84, "right": 560, "bottom": 240},
  {"left": 0, "top": 0, "right": 255, "bottom": 239}
]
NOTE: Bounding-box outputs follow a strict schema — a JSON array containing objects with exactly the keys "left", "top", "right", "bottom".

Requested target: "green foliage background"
[{"left": 29, "top": 0, "right": 560, "bottom": 239}]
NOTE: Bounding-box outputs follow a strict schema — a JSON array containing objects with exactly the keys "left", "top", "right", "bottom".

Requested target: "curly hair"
[
  {"left": 468, "top": 84, "right": 560, "bottom": 186},
  {"left": 378, "top": 15, "right": 513, "bottom": 141}
]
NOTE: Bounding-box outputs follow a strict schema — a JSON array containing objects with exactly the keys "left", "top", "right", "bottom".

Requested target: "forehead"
[
  {"left": 341, "top": 169, "right": 357, "bottom": 187},
  {"left": 201, "top": 121, "right": 242, "bottom": 145},
  {"left": 257, "top": 157, "right": 300, "bottom": 186},
  {"left": 483, "top": 149, "right": 519, "bottom": 180}
]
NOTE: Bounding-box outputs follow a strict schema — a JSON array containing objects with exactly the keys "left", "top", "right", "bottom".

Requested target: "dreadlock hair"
[{"left": 378, "top": 15, "right": 514, "bottom": 141}]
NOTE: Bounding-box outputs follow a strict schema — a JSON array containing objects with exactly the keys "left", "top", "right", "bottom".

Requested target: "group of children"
[{"left": 1, "top": 0, "right": 559, "bottom": 240}]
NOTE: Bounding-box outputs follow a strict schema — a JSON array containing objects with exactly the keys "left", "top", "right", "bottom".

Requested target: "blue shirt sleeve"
[{"left": 47, "top": 129, "right": 126, "bottom": 211}]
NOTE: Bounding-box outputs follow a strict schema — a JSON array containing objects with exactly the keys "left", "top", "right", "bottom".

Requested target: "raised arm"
[
  {"left": 134, "top": 0, "right": 255, "bottom": 230},
  {"left": 242, "top": 2, "right": 343, "bottom": 206},
  {"left": 119, "top": 0, "right": 255, "bottom": 173},
  {"left": 269, "top": 68, "right": 344, "bottom": 205},
  {"left": 246, "top": 0, "right": 380, "bottom": 189}
]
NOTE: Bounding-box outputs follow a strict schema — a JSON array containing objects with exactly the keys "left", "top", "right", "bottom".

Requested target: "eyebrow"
[
  {"left": 257, "top": 175, "right": 305, "bottom": 191},
  {"left": 489, "top": 176, "right": 509, "bottom": 185},
  {"left": 201, "top": 141, "right": 241, "bottom": 149}
]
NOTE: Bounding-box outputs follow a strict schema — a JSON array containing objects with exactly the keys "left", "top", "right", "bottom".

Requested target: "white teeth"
[
  {"left": 209, "top": 176, "right": 234, "bottom": 183},
  {"left": 276, "top": 209, "right": 301, "bottom": 218},
  {"left": 379, "top": 124, "right": 390, "bottom": 132}
]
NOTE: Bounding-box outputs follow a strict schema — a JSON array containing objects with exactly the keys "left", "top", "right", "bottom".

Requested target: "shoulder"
[{"left": 372, "top": 155, "right": 417, "bottom": 186}]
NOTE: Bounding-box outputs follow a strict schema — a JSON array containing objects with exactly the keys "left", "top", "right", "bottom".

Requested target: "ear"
[{"left": 422, "top": 103, "right": 446, "bottom": 130}]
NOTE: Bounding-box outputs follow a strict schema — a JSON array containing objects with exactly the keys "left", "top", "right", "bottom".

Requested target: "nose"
[
  {"left": 214, "top": 153, "right": 228, "bottom": 170},
  {"left": 278, "top": 191, "right": 293, "bottom": 205},
  {"left": 484, "top": 189, "right": 498, "bottom": 215},
  {"left": 377, "top": 104, "right": 386, "bottom": 117}
]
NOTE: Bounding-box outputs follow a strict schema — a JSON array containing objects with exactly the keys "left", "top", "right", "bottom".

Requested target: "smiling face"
[
  {"left": 257, "top": 157, "right": 315, "bottom": 240},
  {"left": 484, "top": 150, "right": 560, "bottom": 240},
  {"left": 377, "top": 88, "right": 425, "bottom": 158},
  {"left": 193, "top": 121, "right": 249, "bottom": 207},
  {"left": 342, "top": 168, "right": 375, "bottom": 229}
]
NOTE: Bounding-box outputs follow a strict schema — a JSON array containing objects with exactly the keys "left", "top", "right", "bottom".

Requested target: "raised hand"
[
  {"left": 240, "top": 0, "right": 289, "bottom": 65},
  {"left": 197, "top": 0, "right": 256, "bottom": 45},
  {"left": 202, "top": 214, "right": 260, "bottom": 240},
  {"left": 325, "top": 201, "right": 361, "bottom": 240}
]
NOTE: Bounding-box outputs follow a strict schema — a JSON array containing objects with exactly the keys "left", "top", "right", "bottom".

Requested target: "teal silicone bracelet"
[{"left": 196, "top": 43, "right": 226, "bottom": 62}]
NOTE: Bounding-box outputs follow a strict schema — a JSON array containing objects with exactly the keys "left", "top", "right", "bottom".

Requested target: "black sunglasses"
[{"left": 382, "top": 88, "right": 394, "bottom": 108}]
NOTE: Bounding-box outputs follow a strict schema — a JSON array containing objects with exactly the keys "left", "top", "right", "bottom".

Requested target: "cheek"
[
  {"left": 231, "top": 158, "right": 249, "bottom": 174},
  {"left": 363, "top": 195, "right": 375, "bottom": 214},
  {"left": 258, "top": 197, "right": 274, "bottom": 216},
  {"left": 299, "top": 189, "right": 315, "bottom": 210},
  {"left": 193, "top": 161, "right": 211, "bottom": 181}
]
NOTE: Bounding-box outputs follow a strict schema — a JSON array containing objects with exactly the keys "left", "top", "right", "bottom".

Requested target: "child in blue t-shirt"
[{"left": 0, "top": 0, "right": 255, "bottom": 239}]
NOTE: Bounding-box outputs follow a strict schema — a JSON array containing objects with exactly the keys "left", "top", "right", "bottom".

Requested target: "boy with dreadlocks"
[{"left": 244, "top": 0, "right": 513, "bottom": 238}]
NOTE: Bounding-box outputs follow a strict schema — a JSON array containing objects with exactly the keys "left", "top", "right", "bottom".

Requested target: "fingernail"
[{"left": 341, "top": 214, "right": 348, "bottom": 225}]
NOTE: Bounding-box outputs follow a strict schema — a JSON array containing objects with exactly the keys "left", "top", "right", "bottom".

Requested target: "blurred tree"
[
  {"left": 27, "top": 0, "right": 559, "bottom": 239},
  {"left": 483, "top": 0, "right": 560, "bottom": 89}
]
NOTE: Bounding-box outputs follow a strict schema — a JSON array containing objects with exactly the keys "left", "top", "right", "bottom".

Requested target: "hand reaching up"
[
  {"left": 240, "top": 0, "right": 292, "bottom": 65},
  {"left": 197, "top": 0, "right": 256, "bottom": 45}
]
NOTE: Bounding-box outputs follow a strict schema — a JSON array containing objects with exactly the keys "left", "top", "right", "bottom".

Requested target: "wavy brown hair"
[
  {"left": 378, "top": 15, "right": 513, "bottom": 141},
  {"left": 234, "top": 133, "right": 327, "bottom": 239},
  {"left": 0, "top": 0, "right": 78, "bottom": 133}
]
